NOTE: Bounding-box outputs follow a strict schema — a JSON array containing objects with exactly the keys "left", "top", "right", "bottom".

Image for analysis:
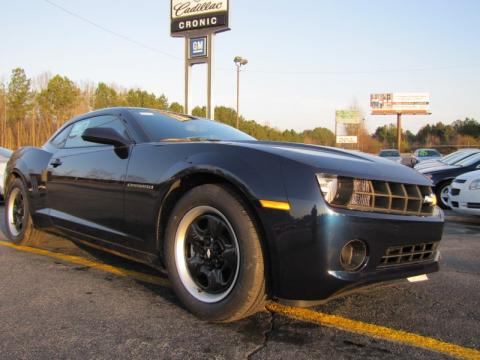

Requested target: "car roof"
[{"left": 63, "top": 107, "right": 197, "bottom": 127}]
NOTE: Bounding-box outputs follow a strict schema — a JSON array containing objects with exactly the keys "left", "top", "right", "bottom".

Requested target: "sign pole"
[
  {"left": 206, "top": 33, "right": 214, "bottom": 119},
  {"left": 397, "top": 113, "right": 402, "bottom": 152},
  {"left": 184, "top": 38, "right": 190, "bottom": 114},
  {"left": 171, "top": 0, "right": 230, "bottom": 119}
]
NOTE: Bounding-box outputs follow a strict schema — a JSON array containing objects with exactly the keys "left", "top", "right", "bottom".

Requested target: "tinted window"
[
  {"left": 456, "top": 153, "right": 480, "bottom": 167},
  {"left": 417, "top": 149, "right": 440, "bottom": 157},
  {"left": 444, "top": 151, "right": 479, "bottom": 165},
  {"left": 50, "top": 126, "right": 72, "bottom": 148},
  {"left": 64, "top": 115, "right": 129, "bottom": 148},
  {"left": 379, "top": 150, "right": 400, "bottom": 157},
  {"left": 132, "top": 110, "right": 255, "bottom": 142}
]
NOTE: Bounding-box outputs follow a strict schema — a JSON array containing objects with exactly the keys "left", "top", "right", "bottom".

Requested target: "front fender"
[{"left": 6, "top": 147, "right": 53, "bottom": 226}]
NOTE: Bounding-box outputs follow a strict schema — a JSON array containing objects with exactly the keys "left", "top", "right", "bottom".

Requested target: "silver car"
[
  {"left": 378, "top": 149, "right": 402, "bottom": 164},
  {"left": 413, "top": 148, "right": 442, "bottom": 164},
  {"left": 0, "top": 147, "right": 13, "bottom": 201}
]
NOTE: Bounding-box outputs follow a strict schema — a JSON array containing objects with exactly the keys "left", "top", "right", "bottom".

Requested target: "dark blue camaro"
[{"left": 4, "top": 108, "right": 444, "bottom": 322}]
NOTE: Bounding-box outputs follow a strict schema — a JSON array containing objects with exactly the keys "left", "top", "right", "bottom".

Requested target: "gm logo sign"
[{"left": 189, "top": 37, "right": 207, "bottom": 59}]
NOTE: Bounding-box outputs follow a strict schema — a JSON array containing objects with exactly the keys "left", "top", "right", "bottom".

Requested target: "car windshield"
[
  {"left": 379, "top": 150, "right": 400, "bottom": 157},
  {"left": 0, "top": 147, "right": 13, "bottom": 158},
  {"left": 417, "top": 149, "right": 440, "bottom": 157},
  {"left": 455, "top": 152, "right": 480, "bottom": 167},
  {"left": 131, "top": 110, "right": 256, "bottom": 142},
  {"left": 444, "top": 151, "right": 479, "bottom": 165}
]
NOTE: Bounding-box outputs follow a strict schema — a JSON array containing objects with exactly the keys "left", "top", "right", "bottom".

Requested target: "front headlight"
[
  {"left": 316, "top": 174, "right": 338, "bottom": 203},
  {"left": 470, "top": 179, "right": 480, "bottom": 190}
]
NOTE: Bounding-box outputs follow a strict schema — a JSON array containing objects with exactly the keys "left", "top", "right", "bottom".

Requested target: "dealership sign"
[
  {"left": 171, "top": 0, "right": 229, "bottom": 35},
  {"left": 371, "top": 93, "right": 430, "bottom": 115},
  {"left": 189, "top": 37, "right": 208, "bottom": 59},
  {"left": 336, "top": 136, "right": 358, "bottom": 144}
]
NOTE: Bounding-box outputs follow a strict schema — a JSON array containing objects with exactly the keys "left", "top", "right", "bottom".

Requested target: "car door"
[{"left": 47, "top": 115, "right": 133, "bottom": 244}]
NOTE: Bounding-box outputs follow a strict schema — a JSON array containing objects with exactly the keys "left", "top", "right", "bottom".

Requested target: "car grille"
[
  {"left": 450, "top": 188, "right": 461, "bottom": 196},
  {"left": 331, "top": 179, "right": 435, "bottom": 216},
  {"left": 378, "top": 242, "right": 438, "bottom": 268},
  {"left": 467, "top": 203, "right": 480, "bottom": 209}
]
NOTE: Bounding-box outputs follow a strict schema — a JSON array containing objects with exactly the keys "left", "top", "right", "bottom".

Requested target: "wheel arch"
[{"left": 156, "top": 169, "right": 275, "bottom": 297}]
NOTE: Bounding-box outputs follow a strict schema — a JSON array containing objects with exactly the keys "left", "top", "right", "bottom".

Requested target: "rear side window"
[
  {"left": 50, "top": 127, "right": 72, "bottom": 148},
  {"left": 64, "top": 115, "right": 130, "bottom": 149}
]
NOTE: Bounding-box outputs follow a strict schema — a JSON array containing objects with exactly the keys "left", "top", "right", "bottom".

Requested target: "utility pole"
[
  {"left": 234, "top": 56, "right": 248, "bottom": 129},
  {"left": 397, "top": 113, "right": 402, "bottom": 152}
]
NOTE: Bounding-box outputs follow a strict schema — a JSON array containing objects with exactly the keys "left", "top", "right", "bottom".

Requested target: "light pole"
[{"left": 234, "top": 56, "right": 248, "bottom": 129}]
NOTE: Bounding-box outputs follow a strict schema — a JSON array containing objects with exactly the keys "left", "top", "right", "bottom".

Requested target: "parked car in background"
[
  {"left": 414, "top": 148, "right": 480, "bottom": 171},
  {"left": 420, "top": 152, "right": 480, "bottom": 209},
  {"left": 378, "top": 149, "right": 402, "bottom": 163},
  {"left": 412, "top": 148, "right": 442, "bottom": 165},
  {"left": 448, "top": 170, "right": 480, "bottom": 216},
  {"left": 0, "top": 147, "right": 13, "bottom": 201}
]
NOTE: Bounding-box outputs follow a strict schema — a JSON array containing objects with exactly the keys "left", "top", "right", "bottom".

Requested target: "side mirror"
[{"left": 82, "top": 127, "right": 128, "bottom": 148}]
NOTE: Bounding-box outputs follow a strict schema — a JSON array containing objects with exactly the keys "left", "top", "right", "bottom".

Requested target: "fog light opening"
[{"left": 340, "top": 240, "right": 367, "bottom": 272}]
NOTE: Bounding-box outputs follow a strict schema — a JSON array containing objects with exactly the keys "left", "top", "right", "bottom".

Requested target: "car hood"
[
  {"left": 456, "top": 170, "right": 480, "bottom": 181},
  {"left": 419, "top": 164, "right": 459, "bottom": 174},
  {"left": 415, "top": 160, "right": 444, "bottom": 170},
  {"left": 235, "top": 141, "right": 431, "bottom": 185}
]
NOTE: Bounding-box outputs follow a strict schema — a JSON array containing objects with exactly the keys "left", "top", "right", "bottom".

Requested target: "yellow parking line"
[
  {"left": 0, "top": 240, "right": 169, "bottom": 287},
  {"left": 1, "top": 240, "right": 479, "bottom": 359},
  {"left": 265, "top": 302, "right": 480, "bottom": 360}
]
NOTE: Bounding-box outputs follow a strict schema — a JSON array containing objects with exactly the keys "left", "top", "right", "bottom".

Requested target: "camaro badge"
[
  {"left": 127, "top": 183, "right": 154, "bottom": 190},
  {"left": 423, "top": 194, "right": 437, "bottom": 207}
]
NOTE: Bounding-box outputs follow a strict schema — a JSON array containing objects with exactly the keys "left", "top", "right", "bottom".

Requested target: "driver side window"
[{"left": 64, "top": 115, "right": 129, "bottom": 149}]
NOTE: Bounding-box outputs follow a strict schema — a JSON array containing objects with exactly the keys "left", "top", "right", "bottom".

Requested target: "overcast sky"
[{"left": 2, "top": 0, "right": 480, "bottom": 133}]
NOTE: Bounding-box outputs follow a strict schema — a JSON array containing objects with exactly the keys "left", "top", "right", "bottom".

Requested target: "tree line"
[
  {"left": 0, "top": 67, "right": 478, "bottom": 153},
  {"left": 0, "top": 68, "right": 335, "bottom": 150},
  {"left": 374, "top": 119, "right": 480, "bottom": 152}
]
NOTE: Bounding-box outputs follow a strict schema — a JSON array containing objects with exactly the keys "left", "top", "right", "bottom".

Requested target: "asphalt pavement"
[{"left": 0, "top": 206, "right": 479, "bottom": 359}]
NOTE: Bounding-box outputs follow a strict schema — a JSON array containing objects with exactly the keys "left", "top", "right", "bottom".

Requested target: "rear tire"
[
  {"left": 436, "top": 181, "right": 452, "bottom": 210},
  {"left": 4, "top": 178, "right": 43, "bottom": 246},
  {"left": 164, "top": 184, "right": 265, "bottom": 323}
]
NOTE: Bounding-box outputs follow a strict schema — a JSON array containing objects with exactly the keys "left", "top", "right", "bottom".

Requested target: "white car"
[
  {"left": 0, "top": 147, "right": 13, "bottom": 201},
  {"left": 448, "top": 170, "right": 480, "bottom": 216}
]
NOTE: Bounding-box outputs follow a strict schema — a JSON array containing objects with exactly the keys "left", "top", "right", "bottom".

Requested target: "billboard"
[
  {"left": 336, "top": 136, "right": 358, "bottom": 144},
  {"left": 370, "top": 93, "right": 430, "bottom": 115},
  {"left": 336, "top": 109, "right": 362, "bottom": 124},
  {"left": 171, "top": 0, "right": 229, "bottom": 36}
]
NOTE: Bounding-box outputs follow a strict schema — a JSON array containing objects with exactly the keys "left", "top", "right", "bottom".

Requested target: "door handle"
[{"left": 50, "top": 158, "right": 63, "bottom": 168}]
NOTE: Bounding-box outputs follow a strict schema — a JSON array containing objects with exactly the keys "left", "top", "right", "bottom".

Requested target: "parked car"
[
  {"left": 378, "top": 149, "right": 402, "bottom": 163},
  {"left": 448, "top": 170, "right": 480, "bottom": 216},
  {"left": 414, "top": 148, "right": 480, "bottom": 171},
  {"left": 412, "top": 148, "right": 442, "bottom": 165},
  {"left": 3, "top": 108, "right": 444, "bottom": 322},
  {"left": 0, "top": 147, "right": 13, "bottom": 201},
  {"left": 420, "top": 152, "right": 480, "bottom": 209}
]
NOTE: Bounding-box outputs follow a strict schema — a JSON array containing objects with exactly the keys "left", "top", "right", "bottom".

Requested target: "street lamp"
[{"left": 234, "top": 56, "right": 248, "bottom": 129}]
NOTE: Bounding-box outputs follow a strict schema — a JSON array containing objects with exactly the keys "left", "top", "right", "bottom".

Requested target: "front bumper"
[
  {"left": 448, "top": 183, "right": 480, "bottom": 216},
  {"left": 266, "top": 205, "right": 444, "bottom": 302}
]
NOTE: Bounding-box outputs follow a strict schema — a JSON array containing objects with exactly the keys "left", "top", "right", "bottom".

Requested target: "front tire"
[
  {"left": 4, "top": 178, "right": 42, "bottom": 246},
  {"left": 164, "top": 184, "right": 265, "bottom": 322},
  {"left": 436, "top": 181, "right": 452, "bottom": 210}
]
